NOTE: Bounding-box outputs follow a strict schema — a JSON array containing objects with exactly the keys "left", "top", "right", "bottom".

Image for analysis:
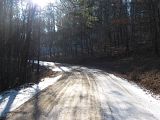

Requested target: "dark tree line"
[
  {"left": 0, "top": 0, "right": 55, "bottom": 91},
  {"left": 0, "top": 0, "right": 160, "bottom": 91},
  {"left": 54, "top": 0, "right": 160, "bottom": 57}
]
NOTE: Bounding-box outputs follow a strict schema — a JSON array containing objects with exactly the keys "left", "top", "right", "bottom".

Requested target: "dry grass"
[{"left": 139, "top": 70, "right": 160, "bottom": 94}]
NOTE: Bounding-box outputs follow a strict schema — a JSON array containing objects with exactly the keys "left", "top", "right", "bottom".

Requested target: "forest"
[
  {"left": 0, "top": 0, "right": 160, "bottom": 91},
  {"left": 0, "top": 0, "right": 160, "bottom": 119}
]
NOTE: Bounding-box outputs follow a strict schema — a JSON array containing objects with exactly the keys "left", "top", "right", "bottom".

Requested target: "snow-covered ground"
[
  {"left": 0, "top": 61, "right": 69, "bottom": 117},
  {"left": 92, "top": 71, "right": 160, "bottom": 120},
  {"left": 39, "top": 61, "right": 71, "bottom": 72},
  {"left": 1, "top": 62, "right": 160, "bottom": 119}
]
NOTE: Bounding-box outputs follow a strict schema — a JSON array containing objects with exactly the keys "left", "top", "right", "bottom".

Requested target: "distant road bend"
[{"left": 5, "top": 63, "right": 160, "bottom": 120}]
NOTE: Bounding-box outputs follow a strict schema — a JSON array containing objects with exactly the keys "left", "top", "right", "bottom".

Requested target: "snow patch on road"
[
  {"left": 0, "top": 75, "right": 62, "bottom": 117},
  {"left": 108, "top": 74, "right": 160, "bottom": 119},
  {"left": 0, "top": 61, "right": 63, "bottom": 117},
  {"left": 52, "top": 67, "right": 71, "bottom": 72},
  {"left": 39, "top": 61, "right": 71, "bottom": 72},
  {"left": 1, "top": 63, "right": 160, "bottom": 119},
  {"left": 90, "top": 69, "right": 160, "bottom": 120}
]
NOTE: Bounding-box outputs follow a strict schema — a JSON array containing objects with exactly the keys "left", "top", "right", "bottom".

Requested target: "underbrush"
[
  {"left": 0, "top": 65, "right": 55, "bottom": 93},
  {"left": 103, "top": 56, "right": 160, "bottom": 95}
]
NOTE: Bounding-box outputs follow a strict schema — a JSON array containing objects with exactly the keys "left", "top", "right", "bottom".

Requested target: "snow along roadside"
[{"left": 0, "top": 61, "right": 64, "bottom": 117}]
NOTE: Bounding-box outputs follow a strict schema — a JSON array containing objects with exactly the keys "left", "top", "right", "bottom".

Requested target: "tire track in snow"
[
  {"left": 5, "top": 65, "right": 160, "bottom": 120},
  {"left": 92, "top": 71, "right": 159, "bottom": 120},
  {"left": 84, "top": 72, "right": 101, "bottom": 120},
  {"left": 87, "top": 71, "right": 115, "bottom": 120}
]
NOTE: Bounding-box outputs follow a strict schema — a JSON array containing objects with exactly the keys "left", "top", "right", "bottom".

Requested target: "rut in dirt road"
[{"left": 4, "top": 65, "right": 160, "bottom": 120}]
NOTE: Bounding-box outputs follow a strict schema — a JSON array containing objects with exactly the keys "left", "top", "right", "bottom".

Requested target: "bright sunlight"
[{"left": 31, "top": 0, "right": 55, "bottom": 8}]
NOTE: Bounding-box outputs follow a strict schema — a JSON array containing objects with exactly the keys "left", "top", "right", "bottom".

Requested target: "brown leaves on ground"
[{"left": 140, "top": 70, "right": 160, "bottom": 94}]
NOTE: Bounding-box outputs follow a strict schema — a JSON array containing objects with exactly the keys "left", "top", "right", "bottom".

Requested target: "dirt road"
[{"left": 5, "top": 65, "right": 160, "bottom": 120}]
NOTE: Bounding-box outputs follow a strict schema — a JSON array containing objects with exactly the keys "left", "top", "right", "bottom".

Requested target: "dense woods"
[
  {"left": 0, "top": 0, "right": 160, "bottom": 92},
  {"left": 54, "top": 0, "right": 160, "bottom": 58}
]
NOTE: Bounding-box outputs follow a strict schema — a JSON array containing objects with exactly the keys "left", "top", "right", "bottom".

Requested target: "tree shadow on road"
[{"left": 0, "top": 90, "right": 18, "bottom": 120}]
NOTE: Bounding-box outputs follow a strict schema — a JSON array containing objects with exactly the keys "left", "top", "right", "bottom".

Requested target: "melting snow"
[
  {"left": 0, "top": 61, "right": 63, "bottom": 117},
  {"left": 0, "top": 62, "right": 160, "bottom": 119}
]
